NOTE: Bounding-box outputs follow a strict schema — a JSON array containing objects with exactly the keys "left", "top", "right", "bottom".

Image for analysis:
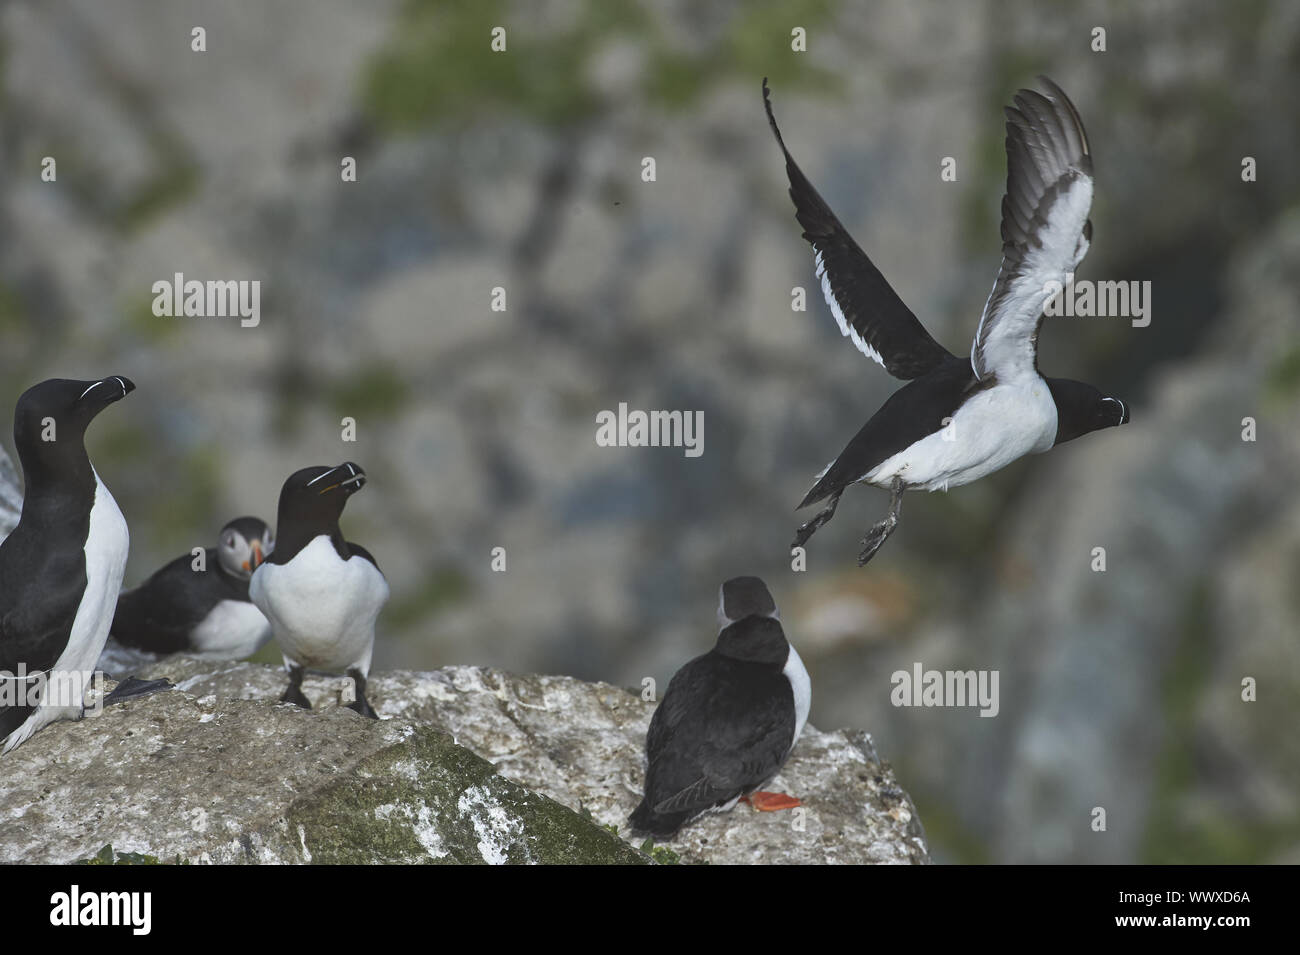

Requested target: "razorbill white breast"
[
  {"left": 249, "top": 463, "right": 388, "bottom": 718},
  {"left": 629, "top": 576, "right": 810, "bottom": 837},
  {"left": 0, "top": 376, "right": 135, "bottom": 753},
  {"left": 107, "top": 516, "right": 274, "bottom": 662},
  {"left": 764, "top": 77, "right": 1130, "bottom": 565}
]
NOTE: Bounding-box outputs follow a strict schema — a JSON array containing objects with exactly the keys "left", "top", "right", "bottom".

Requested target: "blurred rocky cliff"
[{"left": 1, "top": 0, "right": 1296, "bottom": 862}]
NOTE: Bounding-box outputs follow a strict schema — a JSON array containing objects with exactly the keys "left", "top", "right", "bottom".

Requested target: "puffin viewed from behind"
[
  {"left": 107, "top": 516, "right": 275, "bottom": 662},
  {"left": 763, "top": 77, "right": 1129, "bottom": 565},
  {"left": 629, "top": 576, "right": 810, "bottom": 838},
  {"left": 249, "top": 463, "right": 388, "bottom": 718},
  {"left": 1, "top": 376, "right": 135, "bottom": 753}
]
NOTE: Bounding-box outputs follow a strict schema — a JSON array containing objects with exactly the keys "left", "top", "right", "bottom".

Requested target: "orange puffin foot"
[{"left": 742, "top": 791, "right": 802, "bottom": 812}]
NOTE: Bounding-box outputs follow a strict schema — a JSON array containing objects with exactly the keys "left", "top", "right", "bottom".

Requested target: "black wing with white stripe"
[
  {"left": 763, "top": 79, "right": 954, "bottom": 381},
  {"left": 971, "top": 76, "right": 1094, "bottom": 381}
]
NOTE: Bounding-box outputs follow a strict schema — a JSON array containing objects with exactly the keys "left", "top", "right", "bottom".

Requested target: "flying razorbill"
[
  {"left": 629, "top": 576, "right": 810, "bottom": 837},
  {"left": 249, "top": 463, "right": 388, "bottom": 718},
  {"left": 0, "top": 376, "right": 135, "bottom": 753},
  {"left": 107, "top": 517, "right": 275, "bottom": 662},
  {"left": 764, "top": 77, "right": 1130, "bottom": 565}
]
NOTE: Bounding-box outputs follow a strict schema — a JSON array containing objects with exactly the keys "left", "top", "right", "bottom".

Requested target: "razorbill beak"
[{"left": 77, "top": 375, "right": 136, "bottom": 409}]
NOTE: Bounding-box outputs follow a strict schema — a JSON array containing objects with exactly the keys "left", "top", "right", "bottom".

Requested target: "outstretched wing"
[
  {"left": 763, "top": 79, "right": 954, "bottom": 380},
  {"left": 971, "top": 76, "right": 1094, "bottom": 382}
]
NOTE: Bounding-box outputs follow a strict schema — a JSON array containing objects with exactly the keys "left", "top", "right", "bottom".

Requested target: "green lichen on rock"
[
  {"left": 287, "top": 727, "right": 646, "bottom": 864},
  {"left": 76, "top": 844, "right": 164, "bottom": 865},
  {"left": 362, "top": 0, "right": 835, "bottom": 129},
  {"left": 638, "top": 838, "right": 681, "bottom": 866}
]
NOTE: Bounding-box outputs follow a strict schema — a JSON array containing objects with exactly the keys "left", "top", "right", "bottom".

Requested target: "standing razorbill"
[
  {"left": 249, "top": 463, "right": 388, "bottom": 718},
  {"left": 108, "top": 516, "right": 274, "bottom": 660},
  {"left": 629, "top": 576, "right": 810, "bottom": 837},
  {"left": 0, "top": 376, "right": 135, "bottom": 753},
  {"left": 764, "top": 77, "right": 1129, "bottom": 565}
]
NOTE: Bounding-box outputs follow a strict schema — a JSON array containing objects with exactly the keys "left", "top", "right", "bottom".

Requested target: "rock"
[
  {"left": 0, "top": 671, "right": 643, "bottom": 865},
  {"left": 0, "top": 658, "right": 929, "bottom": 864},
  {"left": 152, "top": 658, "right": 929, "bottom": 863}
]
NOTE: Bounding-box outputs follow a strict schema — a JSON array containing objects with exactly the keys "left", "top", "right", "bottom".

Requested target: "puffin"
[
  {"left": 629, "top": 576, "right": 810, "bottom": 837},
  {"left": 107, "top": 516, "right": 275, "bottom": 661}
]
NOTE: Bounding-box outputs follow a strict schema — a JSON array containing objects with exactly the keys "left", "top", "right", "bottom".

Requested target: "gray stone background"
[{"left": 1, "top": 0, "right": 1296, "bottom": 862}]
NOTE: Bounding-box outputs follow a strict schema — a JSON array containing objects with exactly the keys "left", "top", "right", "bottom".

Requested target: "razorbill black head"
[
  {"left": 107, "top": 516, "right": 275, "bottom": 661},
  {"left": 630, "top": 576, "right": 810, "bottom": 838},
  {"left": 263, "top": 462, "right": 366, "bottom": 563},
  {"left": 1046, "top": 378, "right": 1129, "bottom": 445},
  {"left": 250, "top": 462, "right": 388, "bottom": 718},
  {"left": 763, "top": 77, "right": 1129, "bottom": 566},
  {"left": 1, "top": 375, "right": 135, "bottom": 753},
  {"left": 11, "top": 377, "right": 134, "bottom": 485}
]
